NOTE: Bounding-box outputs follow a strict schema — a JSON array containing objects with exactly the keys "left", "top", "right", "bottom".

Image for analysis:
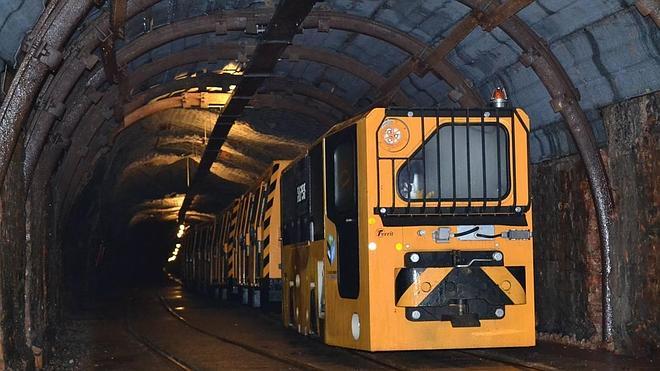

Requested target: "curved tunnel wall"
[{"left": 0, "top": 0, "right": 658, "bottom": 367}]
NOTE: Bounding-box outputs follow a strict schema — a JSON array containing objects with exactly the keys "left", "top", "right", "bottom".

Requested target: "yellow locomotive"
[{"left": 181, "top": 107, "right": 534, "bottom": 351}]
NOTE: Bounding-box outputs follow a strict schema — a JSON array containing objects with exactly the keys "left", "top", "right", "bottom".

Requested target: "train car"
[
  {"left": 279, "top": 107, "right": 534, "bottom": 351},
  {"left": 181, "top": 222, "right": 214, "bottom": 292},
  {"left": 179, "top": 105, "right": 534, "bottom": 351},
  {"left": 206, "top": 161, "right": 289, "bottom": 306}
]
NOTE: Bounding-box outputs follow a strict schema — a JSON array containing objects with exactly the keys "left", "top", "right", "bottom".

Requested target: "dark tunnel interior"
[{"left": 0, "top": 0, "right": 658, "bottom": 368}]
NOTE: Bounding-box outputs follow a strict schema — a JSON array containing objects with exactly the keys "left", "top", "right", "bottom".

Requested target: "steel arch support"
[
  {"left": 55, "top": 93, "right": 332, "bottom": 218},
  {"left": 0, "top": 0, "right": 95, "bottom": 185},
  {"left": 302, "top": 12, "right": 484, "bottom": 107},
  {"left": 458, "top": 0, "right": 616, "bottom": 343},
  {"left": 125, "top": 43, "right": 411, "bottom": 105},
  {"left": 23, "top": 0, "right": 161, "bottom": 190},
  {"left": 122, "top": 74, "right": 351, "bottom": 128}
]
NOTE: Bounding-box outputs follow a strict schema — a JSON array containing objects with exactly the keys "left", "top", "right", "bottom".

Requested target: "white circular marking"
[
  {"left": 368, "top": 242, "right": 377, "bottom": 251},
  {"left": 379, "top": 207, "right": 387, "bottom": 214},
  {"left": 407, "top": 111, "right": 413, "bottom": 117},
  {"left": 495, "top": 308, "right": 505, "bottom": 318},
  {"left": 492, "top": 251, "right": 503, "bottom": 261},
  {"left": 410, "top": 253, "right": 420, "bottom": 263},
  {"left": 295, "top": 274, "right": 300, "bottom": 288},
  {"left": 411, "top": 310, "right": 421, "bottom": 320},
  {"left": 351, "top": 313, "right": 360, "bottom": 341},
  {"left": 484, "top": 111, "right": 491, "bottom": 118},
  {"left": 417, "top": 229, "right": 426, "bottom": 236},
  {"left": 515, "top": 206, "right": 522, "bottom": 213}
]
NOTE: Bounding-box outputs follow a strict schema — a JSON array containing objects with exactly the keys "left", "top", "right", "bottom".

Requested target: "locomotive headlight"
[
  {"left": 383, "top": 126, "right": 402, "bottom": 144},
  {"left": 379, "top": 118, "right": 409, "bottom": 152}
]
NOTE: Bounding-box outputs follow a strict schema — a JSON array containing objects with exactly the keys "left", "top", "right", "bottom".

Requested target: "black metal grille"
[{"left": 375, "top": 108, "right": 530, "bottom": 219}]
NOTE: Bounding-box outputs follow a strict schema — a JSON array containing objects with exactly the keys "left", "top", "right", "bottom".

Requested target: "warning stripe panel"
[
  {"left": 268, "top": 180, "right": 277, "bottom": 195},
  {"left": 481, "top": 266, "right": 526, "bottom": 304},
  {"left": 262, "top": 250, "right": 270, "bottom": 275},
  {"left": 395, "top": 268, "right": 451, "bottom": 307},
  {"left": 395, "top": 266, "right": 527, "bottom": 307}
]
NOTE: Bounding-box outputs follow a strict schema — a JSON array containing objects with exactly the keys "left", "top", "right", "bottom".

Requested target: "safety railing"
[{"left": 375, "top": 108, "right": 530, "bottom": 221}]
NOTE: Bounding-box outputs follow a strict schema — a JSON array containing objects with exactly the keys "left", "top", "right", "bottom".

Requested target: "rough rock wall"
[
  {"left": 0, "top": 136, "right": 28, "bottom": 368},
  {"left": 603, "top": 91, "right": 659, "bottom": 356},
  {"left": 532, "top": 156, "right": 601, "bottom": 342},
  {"left": 0, "top": 134, "right": 61, "bottom": 370},
  {"left": 27, "top": 176, "right": 56, "bottom": 361},
  {"left": 532, "top": 91, "right": 659, "bottom": 356}
]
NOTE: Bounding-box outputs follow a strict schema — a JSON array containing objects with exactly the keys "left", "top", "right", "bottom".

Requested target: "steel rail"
[
  {"left": 157, "top": 294, "right": 322, "bottom": 370},
  {"left": 123, "top": 296, "right": 195, "bottom": 370}
]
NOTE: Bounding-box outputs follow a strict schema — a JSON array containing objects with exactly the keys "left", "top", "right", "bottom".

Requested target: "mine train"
[{"left": 180, "top": 106, "right": 535, "bottom": 351}]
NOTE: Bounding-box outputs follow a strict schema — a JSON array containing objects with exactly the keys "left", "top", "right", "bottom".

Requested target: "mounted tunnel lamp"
[
  {"left": 177, "top": 224, "right": 186, "bottom": 238},
  {"left": 168, "top": 244, "right": 181, "bottom": 263}
]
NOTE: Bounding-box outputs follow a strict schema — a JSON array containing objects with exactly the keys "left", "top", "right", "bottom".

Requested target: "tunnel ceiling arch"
[{"left": 0, "top": 0, "right": 658, "bottom": 228}]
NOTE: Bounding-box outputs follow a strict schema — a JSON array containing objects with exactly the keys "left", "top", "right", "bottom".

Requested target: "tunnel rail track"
[
  {"left": 157, "top": 295, "right": 330, "bottom": 370},
  {"left": 124, "top": 297, "right": 195, "bottom": 370},
  {"left": 157, "top": 285, "right": 548, "bottom": 371}
]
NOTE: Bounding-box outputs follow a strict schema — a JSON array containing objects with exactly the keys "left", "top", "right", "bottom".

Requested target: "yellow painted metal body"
[
  {"left": 260, "top": 161, "right": 288, "bottom": 282},
  {"left": 225, "top": 200, "right": 240, "bottom": 287},
  {"left": 182, "top": 107, "right": 534, "bottom": 351},
  {"left": 281, "top": 108, "right": 535, "bottom": 351},
  {"left": 211, "top": 161, "right": 290, "bottom": 298}
]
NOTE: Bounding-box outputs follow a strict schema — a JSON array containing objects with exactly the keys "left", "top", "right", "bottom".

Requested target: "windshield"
[{"left": 397, "top": 124, "right": 509, "bottom": 202}]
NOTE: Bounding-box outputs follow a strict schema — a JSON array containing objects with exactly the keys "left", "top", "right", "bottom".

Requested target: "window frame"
[{"left": 395, "top": 121, "right": 512, "bottom": 203}]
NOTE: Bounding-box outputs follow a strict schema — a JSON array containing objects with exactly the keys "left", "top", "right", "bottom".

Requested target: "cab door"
[{"left": 325, "top": 125, "right": 360, "bottom": 299}]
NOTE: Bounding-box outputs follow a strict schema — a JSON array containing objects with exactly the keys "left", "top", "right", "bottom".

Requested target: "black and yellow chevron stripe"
[
  {"left": 261, "top": 162, "right": 281, "bottom": 279},
  {"left": 394, "top": 266, "right": 526, "bottom": 308},
  {"left": 226, "top": 205, "right": 238, "bottom": 278}
]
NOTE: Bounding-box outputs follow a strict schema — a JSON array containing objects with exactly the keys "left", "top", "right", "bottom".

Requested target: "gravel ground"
[{"left": 46, "top": 317, "right": 93, "bottom": 370}]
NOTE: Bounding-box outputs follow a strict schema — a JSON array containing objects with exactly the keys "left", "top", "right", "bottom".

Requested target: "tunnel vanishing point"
[{"left": 0, "top": 0, "right": 658, "bottom": 369}]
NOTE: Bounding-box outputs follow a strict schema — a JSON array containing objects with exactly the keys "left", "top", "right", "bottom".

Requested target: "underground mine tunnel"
[{"left": 0, "top": 0, "right": 658, "bottom": 369}]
